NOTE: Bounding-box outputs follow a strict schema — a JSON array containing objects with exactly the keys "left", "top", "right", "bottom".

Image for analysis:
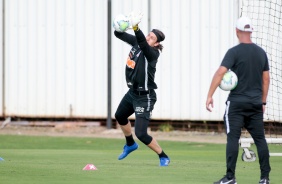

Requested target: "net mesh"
[{"left": 240, "top": 0, "right": 282, "bottom": 125}]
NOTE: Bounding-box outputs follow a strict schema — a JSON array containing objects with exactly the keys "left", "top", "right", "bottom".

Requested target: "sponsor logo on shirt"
[{"left": 126, "top": 57, "right": 135, "bottom": 69}]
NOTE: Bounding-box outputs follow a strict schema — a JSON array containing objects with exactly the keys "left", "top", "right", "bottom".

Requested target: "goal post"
[{"left": 238, "top": 0, "right": 282, "bottom": 161}]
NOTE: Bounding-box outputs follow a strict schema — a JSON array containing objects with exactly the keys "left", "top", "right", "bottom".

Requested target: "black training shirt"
[
  {"left": 114, "top": 29, "right": 159, "bottom": 91},
  {"left": 221, "top": 43, "right": 269, "bottom": 103}
]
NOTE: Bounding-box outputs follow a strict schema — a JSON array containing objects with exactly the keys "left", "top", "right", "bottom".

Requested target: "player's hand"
[
  {"left": 128, "top": 11, "right": 143, "bottom": 30},
  {"left": 206, "top": 97, "right": 214, "bottom": 112}
]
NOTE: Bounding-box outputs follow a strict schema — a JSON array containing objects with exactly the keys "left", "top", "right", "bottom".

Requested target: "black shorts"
[{"left": 115, "top": 89, "right": 157, "bottom": 120}]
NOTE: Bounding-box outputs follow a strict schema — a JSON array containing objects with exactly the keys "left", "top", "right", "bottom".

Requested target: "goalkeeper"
[{"left": 113, "top": 12, "right": 170, "bottom": 166}]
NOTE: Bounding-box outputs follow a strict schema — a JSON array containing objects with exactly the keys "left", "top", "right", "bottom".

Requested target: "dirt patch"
[{"left": 0, "top": 122, "right": 227, "bottom": 144}]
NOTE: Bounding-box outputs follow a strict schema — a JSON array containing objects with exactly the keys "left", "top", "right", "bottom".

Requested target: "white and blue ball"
[
  {"left": 219, "top": 70, "right": 238, "bottom": 91},
  {"left": 112, "top": 14, "right": 130, "bottom": 32}
]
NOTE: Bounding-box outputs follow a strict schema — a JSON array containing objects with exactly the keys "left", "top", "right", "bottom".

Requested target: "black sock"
[
  {"left": 125, "top": 135, "right": 135, "bottom": 146},
  {"left": 158, "top": 150, "right": 168, "bottom": 158}
]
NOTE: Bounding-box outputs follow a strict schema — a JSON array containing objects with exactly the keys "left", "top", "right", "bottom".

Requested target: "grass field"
[{"left": 0, "top": 134, "right": 282, "bottom": 184}]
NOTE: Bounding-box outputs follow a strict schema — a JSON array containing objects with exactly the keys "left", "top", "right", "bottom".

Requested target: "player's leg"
[
  {"left": 115, "top": 91, "right": 138, "bottom": 160},
  {"left": 133, "top": 90, "right": 170, "bottom": 166},
  {"left": 134, "top": 115, "right": 170, "bottom": 166},
  {"left": 134, "top": 116, "right": 162, "bottom": 154},
  {"left": 115, "top": 91, "right": 135, "bottom": 135},
  {"left": 216, "top": 101, "right": 244, "bottom": 183},
  {"left": 245, "top": 104, "right": 271, "bottom": 181},
  {"left": 224, "top": 102, "right": 244, "bottom": 178}
]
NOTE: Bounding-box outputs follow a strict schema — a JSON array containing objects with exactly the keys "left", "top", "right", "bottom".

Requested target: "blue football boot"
[{"left": 118, "top": 142, "right": 139, "bottom": 160}]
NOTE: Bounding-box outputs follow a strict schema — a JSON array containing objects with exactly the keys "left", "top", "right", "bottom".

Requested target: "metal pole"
[
  {"left": 2, "top": 0, "right": 5, "bottom": 117},
  {"left": 148, "top": 0, "right": 151, "bottom": 33},
  {"left": 106, "top": 0, "right": 112, "bottom": 129}
]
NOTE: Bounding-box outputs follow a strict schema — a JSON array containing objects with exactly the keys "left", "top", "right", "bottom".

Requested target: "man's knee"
[
  {"left": 115, "top": 112, "right": 128, "bottom": 126},
  {"left": 135, "top": 131, "right": 152, "bottom": 145}
]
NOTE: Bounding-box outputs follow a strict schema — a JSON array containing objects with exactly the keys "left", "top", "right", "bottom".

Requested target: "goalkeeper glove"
[{"left": 127, "top": 11, "right": 143, "bottom": 31}]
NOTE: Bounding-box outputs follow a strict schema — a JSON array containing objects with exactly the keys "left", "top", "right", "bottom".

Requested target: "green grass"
[{"left": 0, "top": 135, "right": 282, "bottom": 184}]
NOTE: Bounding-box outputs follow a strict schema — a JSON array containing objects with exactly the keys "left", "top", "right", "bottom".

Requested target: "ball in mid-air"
[
  {"left": 113, "top": 14, "right": 130, "bottom": 32},
  {"left": 219, "top": 70, "right": 238, "bottom": 91}
]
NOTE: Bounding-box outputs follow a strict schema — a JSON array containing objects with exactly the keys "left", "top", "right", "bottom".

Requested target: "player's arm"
[
  {"left": 262, "top": 52, "right": 270, "bottom": 112},
  {"left": 130, "top": 12, "right": 158, "bottom": 61},
  {"left": 206, "top": 49, "right": 235, "bottom": 112},
  {"left": 134, "top": 29, "right": 159, "bottom": 61},
  {"left": 206, "top": 66, "right": 228, "bottom": 112},
  {"left": 262, "top": 70, "right": 270, "bottom": 112},
  {"left": 114, "top": 30, "right": 137, "bottom": 46}
]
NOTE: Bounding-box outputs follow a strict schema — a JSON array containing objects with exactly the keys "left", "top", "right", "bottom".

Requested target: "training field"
[{"left": 0, "top": 135, "right": 282, "bottom": 184}]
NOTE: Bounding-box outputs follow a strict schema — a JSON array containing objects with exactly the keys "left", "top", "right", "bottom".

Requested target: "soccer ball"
[
  {"left": 219, "top": 70, "right": 238, "bottom": 91},
  {"left": 113, "top": 14, "right": 130, "bottom": 32}
]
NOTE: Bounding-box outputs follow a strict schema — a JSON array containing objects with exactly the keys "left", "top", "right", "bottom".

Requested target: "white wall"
[
  {"left": 4, "top": 0, "right": 279, "bottom": 121},
  {"left": 151, "top": 0, "right": 238, "bottom": 120},
  {"left": 0, "top": 0, "right": 3, "bottom": 116},
  {"left": 4, "top": 0, "right": 108, "bottom": 118}
]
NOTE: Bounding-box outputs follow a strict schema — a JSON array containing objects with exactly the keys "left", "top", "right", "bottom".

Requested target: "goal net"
[
  {"left": 239, "top": 0, "right": 282, "bottom": 133},
  {"left": 238, "top": 1, "right": 282, "bottom": 161}
]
